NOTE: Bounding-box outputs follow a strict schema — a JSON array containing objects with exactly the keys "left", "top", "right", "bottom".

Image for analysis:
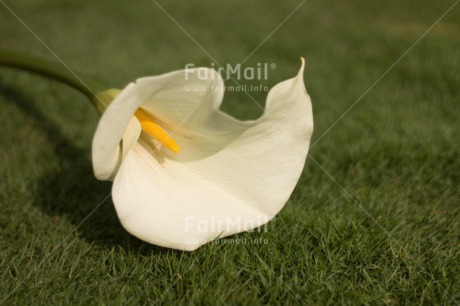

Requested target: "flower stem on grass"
[{"left": 0, "top": 50, "right": 111, "bottom": 114}]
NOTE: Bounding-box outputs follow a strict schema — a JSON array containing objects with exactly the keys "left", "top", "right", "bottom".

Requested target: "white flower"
[{"left": 92, "top": 59, "right": 313, "bottom": 251}]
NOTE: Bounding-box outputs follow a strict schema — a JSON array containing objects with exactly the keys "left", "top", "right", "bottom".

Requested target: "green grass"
[{"left": 1, "top": 0, "right": 459, "bottom": 304}]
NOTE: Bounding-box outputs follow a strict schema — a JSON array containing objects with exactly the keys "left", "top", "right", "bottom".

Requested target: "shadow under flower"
[{"left": 2, "top": 84, "right": 172, "bottom": 255}]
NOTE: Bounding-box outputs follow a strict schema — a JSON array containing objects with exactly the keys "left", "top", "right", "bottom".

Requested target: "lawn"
[{"left": 0, "top": 0, "right": 459, "bottom": 304}]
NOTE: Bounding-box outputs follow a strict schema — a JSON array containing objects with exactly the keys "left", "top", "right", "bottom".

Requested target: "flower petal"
[
  {"left": 134, "top": 67, "right": 225, "bottom": 129},
  {"left": 166, "top": 59, "right": 313, "bottom": 217},
  {"left": 93, "top": 115, "right": 141, "bottom": 181},
  {"left": 92, "top": 67, "right": 224, "bottom": 180},
  {"left": 113, "top": 142, "right": 272, "bottom": 251},
  {"left": 111, "top": 60, "right": 313, "bottom": 250}
]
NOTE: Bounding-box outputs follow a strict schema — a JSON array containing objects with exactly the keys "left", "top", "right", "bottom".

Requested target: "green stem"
[{"left": 0, "top": 49, "right": 107, "bottom": 111}]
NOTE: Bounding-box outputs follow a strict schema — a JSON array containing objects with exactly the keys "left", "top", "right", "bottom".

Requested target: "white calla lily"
[{"left": 92, "top": 59, "right": 313, "bottom": 251}]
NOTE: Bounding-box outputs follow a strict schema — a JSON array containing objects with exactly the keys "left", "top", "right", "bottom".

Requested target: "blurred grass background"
[{"left": 0, "top": 0, "right": 459, "bottom": 304}]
